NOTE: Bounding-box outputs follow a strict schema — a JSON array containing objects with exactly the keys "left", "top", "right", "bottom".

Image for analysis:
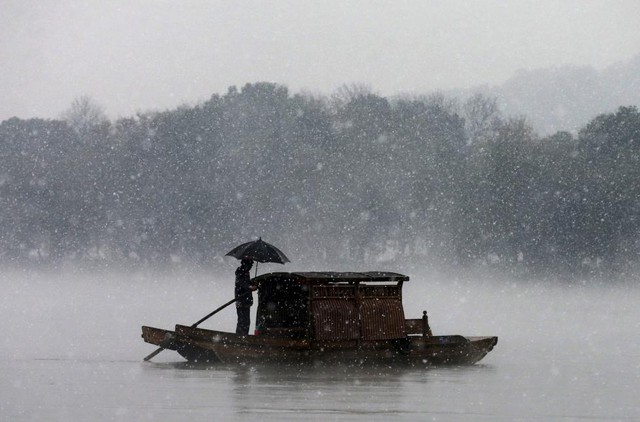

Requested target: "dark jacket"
[{"left": 235, "top": 264, "right": 254, "bottom": 307}]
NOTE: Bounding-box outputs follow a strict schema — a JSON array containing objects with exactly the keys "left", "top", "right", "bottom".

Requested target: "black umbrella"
[{"left": 226, "top": 238, "right": 290, "bottom": 275}]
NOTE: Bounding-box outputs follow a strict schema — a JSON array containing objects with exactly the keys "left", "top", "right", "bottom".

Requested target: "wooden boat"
[{"left": 142, "top": 272, "right": 497, "bottom": 365}]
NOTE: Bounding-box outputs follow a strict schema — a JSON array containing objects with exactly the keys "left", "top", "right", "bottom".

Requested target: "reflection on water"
[{"left": 136, "top": 360, "right": 502, "bottom": 420}]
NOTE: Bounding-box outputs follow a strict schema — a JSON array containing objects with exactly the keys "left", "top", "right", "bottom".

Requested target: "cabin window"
[
  {"left": 360, "top": 297, "right": 406, "bottom": 340},
  {"left": 311, "top": 298, "right": 360, "bottom": 340},
  {"left": 256, "top": 279, "right": 308, "bottom": 330}
]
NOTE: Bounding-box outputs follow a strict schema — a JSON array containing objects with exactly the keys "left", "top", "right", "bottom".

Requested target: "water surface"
[{"left": 1, "top": 270, "right": 638, "bottom": 420}]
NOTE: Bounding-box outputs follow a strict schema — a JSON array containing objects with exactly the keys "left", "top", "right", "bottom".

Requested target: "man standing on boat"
[{"left": 235, "top": 259, "right": 257, "bottom": 335}]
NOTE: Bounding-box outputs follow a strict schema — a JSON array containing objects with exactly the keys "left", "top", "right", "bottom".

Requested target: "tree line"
[{"left": 0, "top": 83, "right": 639, "bottom": 277}]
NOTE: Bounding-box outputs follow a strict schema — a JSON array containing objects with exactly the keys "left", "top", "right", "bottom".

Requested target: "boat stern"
[{"left": 141, "top": 326, "right": 177, "bottom": 350}]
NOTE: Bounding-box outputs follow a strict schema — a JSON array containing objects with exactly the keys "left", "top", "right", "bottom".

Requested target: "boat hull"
[{"left": 142, "top": 325, "right": 497, "bottom": 365}]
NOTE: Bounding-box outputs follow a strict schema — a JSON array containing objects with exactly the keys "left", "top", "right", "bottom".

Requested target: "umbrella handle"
[{"left": 254, "top": 262, "right": 258, "bottom": 278}]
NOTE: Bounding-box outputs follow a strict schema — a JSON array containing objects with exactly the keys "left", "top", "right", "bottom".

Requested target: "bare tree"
[
  {"left": 463, "top": 93, "right": 503, "bottom": 144},
  {"left": 62, "top": 95, "right": 108, "bottom": 135},
  {"left": 330, "top": 83, "right": 375, "bottom": 110}
]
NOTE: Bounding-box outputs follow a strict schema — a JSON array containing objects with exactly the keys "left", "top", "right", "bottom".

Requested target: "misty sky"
[{"left": 2, "top": 0, "right": 639, "bottom": 121}]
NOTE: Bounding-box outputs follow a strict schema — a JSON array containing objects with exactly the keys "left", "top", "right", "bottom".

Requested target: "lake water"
[{"left": 1, "top": 268, "right": 639, "bottom": 421}]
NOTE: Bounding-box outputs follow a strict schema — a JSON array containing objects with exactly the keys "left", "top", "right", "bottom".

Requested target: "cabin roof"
[{"left": 253, "top": 271, "right": 409, "bottom": 284}]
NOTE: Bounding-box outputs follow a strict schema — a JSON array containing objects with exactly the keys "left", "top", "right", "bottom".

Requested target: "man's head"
[{"left": 240, "top": 259, "right": 253, "bottom": 269}]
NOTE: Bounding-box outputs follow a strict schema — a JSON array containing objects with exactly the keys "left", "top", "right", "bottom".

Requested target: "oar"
[{"left": 143, "top": 291, "right": 254, "bottom": 362}]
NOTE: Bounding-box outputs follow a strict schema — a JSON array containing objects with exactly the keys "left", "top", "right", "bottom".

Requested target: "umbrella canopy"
[{"left": 225, "top": 238, "right": 290, "bottom": 264}]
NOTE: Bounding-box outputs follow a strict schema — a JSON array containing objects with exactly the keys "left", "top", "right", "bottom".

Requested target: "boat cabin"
[{"left": 254, "top": 272, "right": 410, "bottom": 342}]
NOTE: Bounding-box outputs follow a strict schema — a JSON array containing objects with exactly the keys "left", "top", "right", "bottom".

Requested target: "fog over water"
[{"left": 1, "top": 269, "right": 638, "bottom": 420}]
